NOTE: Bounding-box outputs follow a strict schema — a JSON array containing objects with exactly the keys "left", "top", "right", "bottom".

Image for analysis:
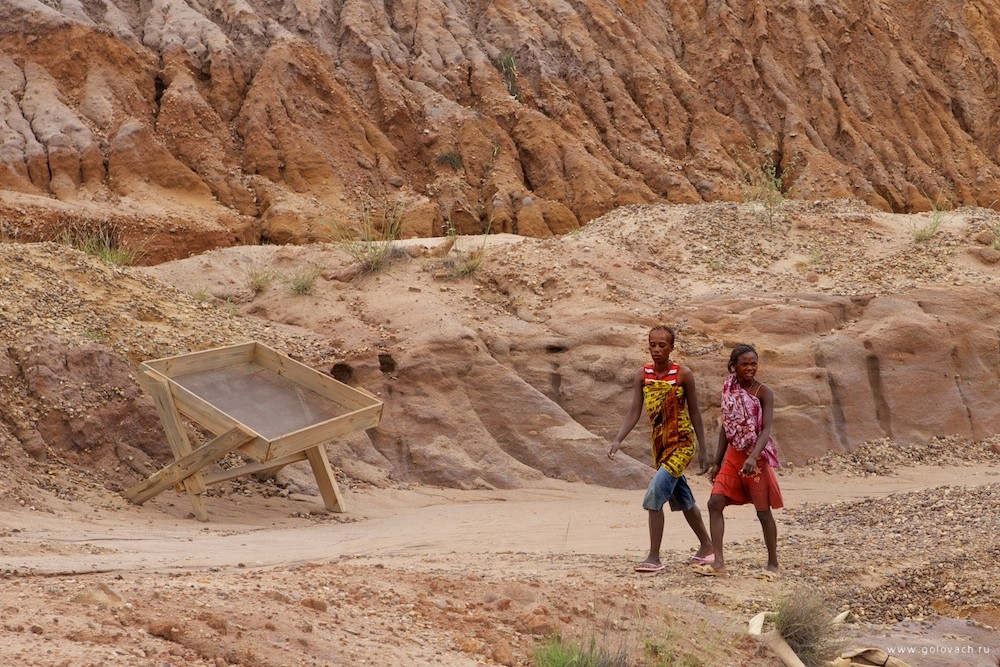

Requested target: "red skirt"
[{"left": 711, "top": 446, "right": 783, "bottom": 510}]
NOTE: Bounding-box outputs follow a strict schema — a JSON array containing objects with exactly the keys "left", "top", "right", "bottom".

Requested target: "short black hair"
[
  {"left": 648, "top": 324, "right": 676, "bottom": 345},
  {"left": 727, "top": 343, "right": 757, "bottom": 372}
]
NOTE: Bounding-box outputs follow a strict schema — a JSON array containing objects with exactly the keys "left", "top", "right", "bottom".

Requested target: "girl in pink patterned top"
[{"left": 694, "top": 343, "right": 783, "bottom": 579}]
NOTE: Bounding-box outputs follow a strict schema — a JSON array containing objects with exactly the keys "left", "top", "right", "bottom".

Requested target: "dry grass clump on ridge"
[{"left": 772, "top": 589, "right": 847, "bottom": 667}]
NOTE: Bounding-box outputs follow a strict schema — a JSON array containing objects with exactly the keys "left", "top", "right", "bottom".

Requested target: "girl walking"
[
  {"left": 695, "top": 343, "right": 783, "bottom": 578},
  {"left": 608, "top": 325, "right": 714, "bottom": 572}
]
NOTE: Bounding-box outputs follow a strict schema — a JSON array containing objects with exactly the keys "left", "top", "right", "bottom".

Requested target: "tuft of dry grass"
[
  {"left": 771, "top": 589, "right": 846, "bottom": 667},
  {"left": 189, "top": 285, "right": 210, "bottom": 302},
  {"left": 533, "top": 633, "right": 631, "bottom": 667},
  {"left": 533, "top": 609, "right": 728, "bottom": 667},
  {"left": 911, "top": 206, "right": 944, "bottom": 242},
  {"left": 445, "top": 247, "right": 486, "bottom": 277},
  {"left": 332, "top": 191, "right": 405, "bottom": 274},
  {"left": 288, "top": 266, "right": 322, "bottom": 295},
  {"left": 245, "top": 264, "right": 274, "bottom": 295},
  {"left": 58, "top": 221, "right": 144, "bottom": 265}
]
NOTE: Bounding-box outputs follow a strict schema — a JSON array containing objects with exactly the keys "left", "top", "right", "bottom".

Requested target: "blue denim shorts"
[{"left": 642, "top": 466, "right": 696, "bottom": 512}]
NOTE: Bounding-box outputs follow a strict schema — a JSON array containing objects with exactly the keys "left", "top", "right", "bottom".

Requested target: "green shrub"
[
  {"left": 436, "top": 151, "right": 463, "bottom": 171},
  {"left": 737, "top": 148, "right": 798, "bottom": 225},
  {"left": 491, "top": 51, "right": 521, "bottom": 101}
]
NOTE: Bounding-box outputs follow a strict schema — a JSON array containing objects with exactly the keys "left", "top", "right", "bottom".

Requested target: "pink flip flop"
[
  {"left": 634, "top": 561, "right": 666, "bottom": 573},
  {"left": 687, "top": 553, "right": 715, "bottom": 565}
]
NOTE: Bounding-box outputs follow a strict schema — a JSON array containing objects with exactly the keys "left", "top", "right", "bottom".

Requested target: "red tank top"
[{"left": 643, "top": 363, "right": 679, "bottom": 385}]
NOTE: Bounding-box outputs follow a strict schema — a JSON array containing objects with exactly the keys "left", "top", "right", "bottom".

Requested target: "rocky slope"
[{"left": 4, "top": 1, "right": 1000, "bottom": 260}]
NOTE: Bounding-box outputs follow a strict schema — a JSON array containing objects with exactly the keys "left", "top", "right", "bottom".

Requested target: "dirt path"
[{"left": 5, "top": 464, "right": 994, "bottom": 573}]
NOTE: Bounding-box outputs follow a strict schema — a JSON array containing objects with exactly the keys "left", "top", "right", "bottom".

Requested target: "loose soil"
[{"left": 1, "top": 454, "right": 998, "bottom": 666}]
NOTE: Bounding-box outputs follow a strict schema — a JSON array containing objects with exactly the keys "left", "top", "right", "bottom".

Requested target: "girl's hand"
[
  {"left": 694, "top": 456, "right": 711, "bottom": 475},
  {"left": 608, "top": 442, "right": 622, "bottom": 460},
  {"left": 741, "top": 455, "right": 759, "bottom": 477},
  {"left": 707, "top": 463, "right": 719, "bottom": 482}
]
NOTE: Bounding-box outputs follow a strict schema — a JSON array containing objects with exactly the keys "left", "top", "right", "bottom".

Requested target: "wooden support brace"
[
  {"left": 125, "top": 426, "right": 255, "bottom": 507},
  {"left": 201, "top": 451, "right": 308, "bottom": 487},
  {"left": 305, "top": 444, "right": 347, "bottom": 513}
]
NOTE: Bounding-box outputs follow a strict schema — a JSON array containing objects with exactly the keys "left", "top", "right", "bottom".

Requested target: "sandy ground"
[{"left": 2, "top": 459, "right": 998, "bottom": 666}]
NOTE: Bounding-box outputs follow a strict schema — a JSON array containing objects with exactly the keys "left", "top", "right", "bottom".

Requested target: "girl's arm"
[
  {"left": 741, "top": 384, "right": 775, "bottom": 476},
  {"left": 708, "top": 427, "right": 728, "bottom": 482},
  {"left": 608, "top": 367, "right": 644, "bottom": 460},
  {"left": 678, "top": 366, "right": 708, "bottom": 472}
]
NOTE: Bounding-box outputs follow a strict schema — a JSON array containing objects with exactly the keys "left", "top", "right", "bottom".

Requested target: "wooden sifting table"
[{"left": 125, "top": 342, "right": 383, "bottom": 521}]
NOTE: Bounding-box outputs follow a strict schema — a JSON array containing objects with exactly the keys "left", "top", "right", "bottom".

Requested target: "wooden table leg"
[
  {"left": 137, "top": 373, "right": 212, "bottom": 520},
  {"left": 305, "top": 445, "right": 347, "bottom": 513}
]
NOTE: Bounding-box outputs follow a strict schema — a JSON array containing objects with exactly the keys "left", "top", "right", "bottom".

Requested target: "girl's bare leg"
[
  {"left": 681, "top": 505, "right": 714, "bottom": 558},
  {"left": 645, "top": 508, "right": 664, "bottom": 563},
  {"left": 757, "top": 509, "right": 779, "bottom": 571},
  {"left": 706, "top": 494, "right": 729, "bottom": 573}
]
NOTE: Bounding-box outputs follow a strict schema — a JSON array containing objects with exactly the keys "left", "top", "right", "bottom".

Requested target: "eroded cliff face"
[{"left": 2, "top": 0, "right": 1000, "bottom": 259}]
